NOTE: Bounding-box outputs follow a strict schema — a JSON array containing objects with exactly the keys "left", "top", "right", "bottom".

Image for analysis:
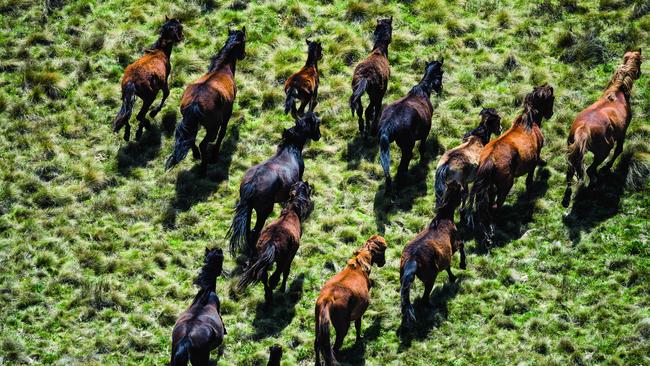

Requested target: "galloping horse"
[
  {"left": 285, "top": 40, "right": 323, "bottom": 119},
  {"left": 400, "top": 183, "right": 465, "bottom": 323},
  {"left": 228, "top": 113, "right": 321, "bottom": 259},
  {"left": 314, "top": 235, "right": 387, "bottom": 366},
  {"left": 170, "top": 248, "right": 226, "bottom": 366},
  {"left": 562, "top": 50, "right": 643, "bottom": 207},
  {"left": 469, "top": 84, "right": 554, "bottom": 246},
  {"left": 350, "top": 17, "right": 393, "bottom": 135},
  {"left": 113, "top": 17, "right": 183, "bottom": 141},
  {"left": 237, "top": 181, "right": 312, "bottom": 306},
  {"left": 165, "top": 28, "right": 246, "bottom": 171},
  {"left": 434, "top": 108, "right": 501, "bottom": 210},
  {"left": 379, "top": 60, "right": 444, "bottom": 192}
]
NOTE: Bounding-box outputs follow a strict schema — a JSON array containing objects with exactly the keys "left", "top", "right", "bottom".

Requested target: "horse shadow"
[
  {"left": 373, "top": 136, "right": 441, "bottom": 233},
  {"left": 162, "top": 124, "right": 240, "bottom": 228},
  {"left": 116, "top": 125, "right": 162, "bottom": 175},
  {"left": 345, "top": 134, "right": 379, "bottom": 171},
  {"left": 251, "top": 273, "right": 305, "bottom": 340},
  {"left": 335, "top": 316, "right": 383, "bottom": 366},
  {"left": 562, "top": 157, "right": 629, "bottom": 244},
  {"left": 398, "top": 277, "right": 464, "bottom": 350}
]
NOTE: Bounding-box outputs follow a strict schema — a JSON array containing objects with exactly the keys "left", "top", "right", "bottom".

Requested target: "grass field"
[{"left": 1, "top": 0, "right": 650, "bottom": 365}]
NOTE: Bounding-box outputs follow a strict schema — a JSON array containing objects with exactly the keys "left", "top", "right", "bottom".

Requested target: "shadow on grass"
[
  {"left": 252, "top": 273, "right": 304, "bottom": 340},
  {"left": 116, "top": 125, "right": 162, "bottom": 175},
  {"left": 373, "top": 136, "right": 441, "bottom": 233},
  {"left": 345, "top": 134, "right": 379, "bottom": 171},
  {"left": 335, "top": 316, "right": 382, "bottom": 366},
  {"left": 162, "top": 124, "right": 240, "bottom": 228},
  {"left": 398, "top": 277, "right": 463, "bottom": 351},
  {"left": 562, "top": 157, "right": 630, "bottom": 244}
]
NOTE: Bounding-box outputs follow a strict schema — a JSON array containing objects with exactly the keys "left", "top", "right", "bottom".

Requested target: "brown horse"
[
  {"left": 379, "top": 60, "right": 444, "bottom": 191},
  {"left": 267, "top": 345, "right": 283, "bottom": 366},
  {"left": 434, "top": 108, "right": 501, "bottom": 210},
  {"left": 236, "top": 181, "right": 312, "bottom": 305},
  {"left": 165, "top": 28, "right": 246, "bottom": 172},
  {"left": 468, "top": 84, "right": 555, "bottom": 247},
  {"left": 170, "top": 248, "right": 226, "bottom": 366},
  {"left": 314, "top": 235, "right": 387, "bottom": 366},
  {"left": 562, "top": 50, "right": 643, "bottom": 207},
  {"left": 285, "top": 40, "right": 323, "bottom": 119},
  {"left": 228, "top": 113, "right": 321, "bottom": 259},
  {"left": 400, "top": 183, "right": 465, "bottom": 323},
  {"left": 350, "top": 17, "right": 392, "bottom": 135},
  {"left": 113, "top": 17, "right": 183, "bottom": 141}
]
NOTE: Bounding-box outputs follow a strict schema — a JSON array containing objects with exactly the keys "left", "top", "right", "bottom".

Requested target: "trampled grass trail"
[{"left": 0, "top": 1, "right": 649, "bottom": 365}]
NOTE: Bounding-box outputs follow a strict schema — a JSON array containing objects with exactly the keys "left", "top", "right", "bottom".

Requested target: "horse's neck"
[
  {"left": 152, "top": 38, "right": 174, "bottom": 59},
  {"left": 305, "top": 53, "right": 318, "bottom": 68},
  {"left": 372, "top": 42, "right": 389, "bottom": 57}
]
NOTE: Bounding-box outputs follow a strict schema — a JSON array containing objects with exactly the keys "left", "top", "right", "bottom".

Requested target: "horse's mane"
[
  {"left": 279, "top": 118, "right": 309, "bottom": 149},
  {"left": 192, "top": 249, "right": 223, "bottom": 305},
  {"left": 517, "top": 85, "right": 553, "bottom": 131},
  {"left": 208, "top": 34, "right": 242, "bottom": 72},
  {"left": 605, "top": 54, "right": 642, "bottom": 97},
  {"left": 347, "top": 235, "right": 386, "bottom": 273}
]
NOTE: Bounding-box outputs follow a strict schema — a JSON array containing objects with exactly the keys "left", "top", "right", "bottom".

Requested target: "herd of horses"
[{"left": 112, "top": 16, "right": 643, "bottom": 366}]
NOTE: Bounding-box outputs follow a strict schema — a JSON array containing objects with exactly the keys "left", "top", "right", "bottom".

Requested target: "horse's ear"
[
  {"left": 389, "top": 15, "right": 393, "bottom": 22},
  {"left": 439, "top": 57, "right": 444, "bottom": 65},
  {"left": 242, "top": 26, "right": 246, "bottom": 34},
  {"left": 165, "top": 15, "right": 169, "bottom": 21},
  {"left": 205, "top": 247, "right": 210, "bottom": 255},
  {"left": 306, "top": 39, "right": 311, "bottom": 45}
]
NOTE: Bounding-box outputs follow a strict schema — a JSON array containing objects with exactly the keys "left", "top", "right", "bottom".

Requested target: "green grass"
[{"left": 1, "top": 1, "right": 649, "bottom": 365}]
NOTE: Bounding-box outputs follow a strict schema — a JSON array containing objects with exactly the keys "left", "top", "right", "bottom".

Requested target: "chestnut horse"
[
  {"left": 165, "top": 28, "right": 246, "bottom": 171},
  {"left": 434, "top": 108, "right": 501, "bottom": 210},
  {"left": 350, "top": 17, "right": 392, "bottom": 135},
  {"left": 379, "top": 60, "right": 444, "bottom": 191},
  {"left": 314, "top": 235, "right": 387, "bottom": 366},
  {"left": 228, "top": 113, "right": 321, "bottom": 259},
  {"left": 469, "top": 84, "right": 554, "bottom": 246},
  {"left": 562, "top": 50, "right": 643, "bottom": 207},
  {"left": 400, "top": 182, "right": 465, "bottom": 323},
  {"left": 236, "top": 181, "right": 312, "bottom": 305},
  {"left": 170, "top": 248, "right": 226, "bottom": 366},
  {"left": 267, "top": 345, "right": 283, "bottom": 366},
  {"left": 113, "top": 17, "right": 183, "bottom": 141},
  {"left": 285, "top": 40, "right": 323, "bottom": 119}
]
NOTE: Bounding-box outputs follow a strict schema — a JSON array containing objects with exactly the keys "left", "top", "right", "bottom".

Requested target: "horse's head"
[
  {"left": 306, "top": 39, "right": 323, "bottom": 62},
  {"left": 424, "top": 59, "right": 444, "bottom": 96},
  {"left": 623, "top": 50, "right": 643, "bottom": 79},
  {"left": 479, "top": 107, "right": 502, "bottom": 137},
  {"left": 161, "top": 16, "right": 184, "bottom": 43},
  {"left": 301, "top": 112, "right": 321, "bottom": 141},
  {"left": 268, "top": 345, "right": 283, "bottom": 365},
  {"left": 374, "top": 16, "right": 393, "bottom": 46},
  {"left": 364, "top": 234, "right": 387, "bottom": 267},
  {"left": 523, "top": 84, "right": 554, "bottom": 127},
  {"left": 288, "top": 180, "right": 313, "bottom": 219},
  {"left": 227, "top": 27, "right": 247, "bottom": 60},
  {"left": 204, "top": 247, "right": 224, "bottom": 277}
]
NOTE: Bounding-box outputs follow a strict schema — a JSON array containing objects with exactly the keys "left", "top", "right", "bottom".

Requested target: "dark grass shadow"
[
  {"left": 252, "top": 273, "right": 304, "bottom": 340},
  {"left": 162, "top": 125, "right": 240, "bottom": 228},
  {"left": 373, "top": 136, "right": 441, "bottom": 233},
  {"left": 345, "top": 134, "right": 379, "bottom": 171},
  {"left": 398, "top": 277, "right": 464, "bottom": 350},
  {"left": 335, "top": 316, "right": 382, "bottom": 366},
  {"left": 116, "top": 125, "right": 162, "bottom": 175},
  {"left": 562, "top": 157, "right": 630, "bottom": 244},
  {"left": 469, "top": 167, "right": 551, "bottom": 254}
]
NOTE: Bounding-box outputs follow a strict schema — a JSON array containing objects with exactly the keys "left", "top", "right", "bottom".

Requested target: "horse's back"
[
  {"left": 353, "top": 52, "right": 389, "bottom": 91},
  {"left": 286, "top": 66, "right": 317, "bottom": 95},
  {"left": 122, "top": 51, "right": 167, "bottom": 93},
  {"left": 181, "top": 70, "right": 235, "bottom": 115}
]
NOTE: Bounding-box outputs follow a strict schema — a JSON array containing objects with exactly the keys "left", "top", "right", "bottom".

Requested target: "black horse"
[
  {"left": 379, "top": 60, "right": 444, "bottom": 192},
  {"left": 228, "top": 113, "right": 321, "bottom": 258}
]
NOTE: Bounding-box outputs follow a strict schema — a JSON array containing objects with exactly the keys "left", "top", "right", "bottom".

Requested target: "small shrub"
[
  {"left": 346, "top": 2, "right": 369, "bottom": 21},
  {"left": 559, "top": 29, "right": 609, "bottom": 65},
  {"left": 496, "top": 11, "right": 510, "bottom": 28}
]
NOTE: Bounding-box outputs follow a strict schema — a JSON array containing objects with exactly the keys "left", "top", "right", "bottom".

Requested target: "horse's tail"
[
  {"left": 315, "top": 302, "right": 335, "bottom": 366},
  {"left": 236, "top": 243, "right": 276, "bottom": 292},
  {"left": 165, "top": 103, "right": 202, "bottom": 170},
  {"left": 228, "top": 180, "right": 255, "bottom": 257},
  {"left": 379, "top": 126, "right": 393, "bottom": 188},
  {"left": 171, "top": 336, "right": 191, "bottom": 366},
  {"left": 567, "top": 125, "right": 589, "bottom": 180},
  {"left": 113, "top": 82, "right": 136, "bottom": 133},
  {"left": 400, "top": 258, "right": 418, "bottom": 323},
  {"left": 285, "top": 87, "right": 298, "bottom": 115},
  {"left": 434, "top": 163, "right": 449, "bottom": 208},
  {"left": 468, "top": 158, "right": 495, "bottom": 233},
  {"left": 349, "top": 78, "right": 368, "bottom": 117}
]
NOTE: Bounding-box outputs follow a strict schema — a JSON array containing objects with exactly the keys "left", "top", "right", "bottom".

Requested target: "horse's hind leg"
[
  {"left": 562, "top": 165, "right": 575, "bottom": 208},
  {"left": 356, "top": 100, "right": 364, "bottom": 134},
  {"left": 298, "top": 100, "right": 307, "bottom": 117},
  {"left": 199, "top": 127, "right": 217, "bottom": 171},
  {"left": 309, "top": 88, "right": 318, "bottom": 112},
  {"left": 150, "top": 81, "right": 169, "bottom": 118},
  {"left": 355, "top": 318, "right": 362, "bottom": 343},
  {"left": 370, "top": 96, "right": 383, "bottom": 135},
  {"left": 603, "top": 136, "right": 625, "bottom": 172},
  {"left": 135, "top": 96, "right": 155, "bottom": 140},
  {"left": 525, "top": 163, "right": 537, "bottom": 197},
  {"left": 332, "top": 318, "right": 350, "bottom": 353},
  {"left": 251, "top": 205, "right": 273, "bottom": 254},
  {"left": 364, "top": 100, "right": 375, "bottom": 134},
  {"left": 396, "top": 142, "right": 415, "bottom": 186},
  {"left": 191, "top": 144, "right": 200, "bottom": 160},
  {"left": 261, "top": 269, "right": 273, "bottom": 305},
  {"left": 587, "top": 152, "right": 607, "bottom": 188}
]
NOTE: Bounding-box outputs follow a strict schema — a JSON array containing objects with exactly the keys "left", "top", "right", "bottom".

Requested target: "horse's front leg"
[
  {"left": 562, "top": 165, "right": 575, "bottom": 208},
  {"left": 199, "top": 127, "right": 217, "bottom": 172},
  {"left": 250, "top": 205, "right": 273, "bottom": 256},
  {"left": 150, "top": 81, "right": 169, "bottom": 118},
  {"left": 525, "top": 162, "right": 537, "bottom": 198},
  {"left": 309, "top": 88, "right": 318, "bottom": 112}
]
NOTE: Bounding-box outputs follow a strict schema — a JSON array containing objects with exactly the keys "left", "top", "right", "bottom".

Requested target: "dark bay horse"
[
  {"left": 314, "top": 235, "right": 387, "bottom": 366},
  {"left": 171, "top": 248, "right": 226, "bottom": 366},
  {"left": 350, "top": 17, "right": 392, "bottom": 135},
  {"left": 379, "top": 60, "right": 444, "bottom": 191},
  {"left": 285, "top": 40, "right": 323, "bottom": 119},
  {"left": 165, "top": 28, "right": 246, "bottom": 172},
  {"left": 562, "top": 50, "right": 643, "bottom": 207},
  {"left": 236, "top": 181, "right": 312, "bottom": 305},
  {"left": 434, "top": 108, "right": 501, "bottom": 210},
  {"left": 400, "top": 183, "right": 465, "bottom": 323},
  {"left": 113, "top": 17, "right": 183, "bottom": 141},
  {"left": 228, "top": 113, "right": 321, "bottom": 258},
  {"left": 267, "top": 345, "right": 283, "bottom": 366},
  {"left": 469, "top": 84, "right": 554, "bottom": 247}
]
